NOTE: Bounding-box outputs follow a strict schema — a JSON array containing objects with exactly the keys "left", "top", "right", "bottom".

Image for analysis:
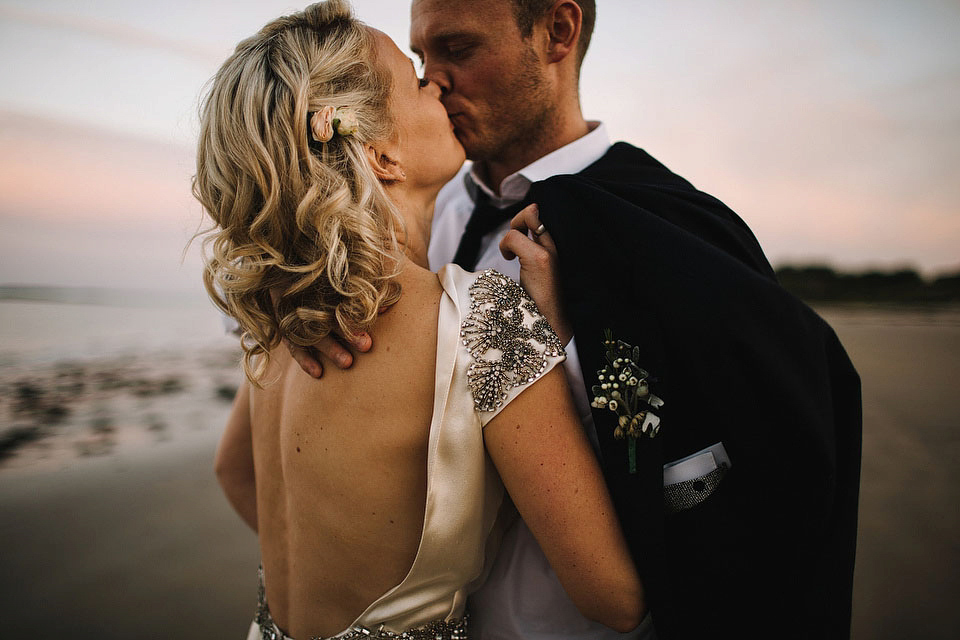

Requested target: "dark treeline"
[{"left": 775, "top": 265, "right": 960, "bottom": 304}]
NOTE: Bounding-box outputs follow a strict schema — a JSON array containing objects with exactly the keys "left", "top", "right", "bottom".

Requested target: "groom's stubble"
[{"left": 466, "top": 41, "right": 556, "bottom": 166}]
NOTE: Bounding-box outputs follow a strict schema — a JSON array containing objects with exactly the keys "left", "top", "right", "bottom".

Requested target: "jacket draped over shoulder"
[{"left": 532, "top": 143, "right": 862, "bottom": 638}]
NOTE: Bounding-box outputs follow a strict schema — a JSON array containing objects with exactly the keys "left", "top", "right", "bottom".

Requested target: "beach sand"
[
  {"left": 1, "top": 306, "right": 958, "bottom": 638},
  {"left": 821, "top": 307, "right": 960, "bottom": 640}
]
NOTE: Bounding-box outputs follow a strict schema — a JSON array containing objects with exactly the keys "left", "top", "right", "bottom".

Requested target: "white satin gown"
[{"left": 248, "top": 265, "right": 566, "bottom": 639}]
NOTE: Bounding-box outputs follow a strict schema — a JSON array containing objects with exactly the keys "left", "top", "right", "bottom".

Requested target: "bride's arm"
[
  {"left": 214, "top": 383, "right": 258, "bottom": 532},
  {"left": 483, "top": 366, "right": 646, "bottom": 632}
]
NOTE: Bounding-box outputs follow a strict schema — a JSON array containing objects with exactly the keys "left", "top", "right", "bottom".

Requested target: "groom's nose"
[
  {"left": 422, "top": 62, "right": 451, "bottom": 97},
  {"left": 422, "top": 78, "right": 442, "bottom": 100}
]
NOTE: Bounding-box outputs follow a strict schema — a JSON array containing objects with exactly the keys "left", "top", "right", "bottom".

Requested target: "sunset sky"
[{"left": 1, "top": 0, "right": 957, "bottom": 293}]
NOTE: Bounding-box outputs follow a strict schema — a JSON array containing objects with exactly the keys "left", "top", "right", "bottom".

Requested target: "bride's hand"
[{"left": 499, "top": 204, "right": 572, "bottom": 345}]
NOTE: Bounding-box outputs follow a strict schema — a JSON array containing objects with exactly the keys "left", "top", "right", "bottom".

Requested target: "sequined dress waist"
[{"left": 253, "top": 567, "right": 468, "bottom": 640}]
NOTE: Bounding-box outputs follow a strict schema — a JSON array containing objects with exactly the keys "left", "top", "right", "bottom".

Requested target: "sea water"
[{"left": 0, "top": 293, "right": 242, "bottom": 471}]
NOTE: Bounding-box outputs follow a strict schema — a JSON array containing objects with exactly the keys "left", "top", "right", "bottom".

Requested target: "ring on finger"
[{"left": 533, "top": 224, "right": 546, "bottom": 236}]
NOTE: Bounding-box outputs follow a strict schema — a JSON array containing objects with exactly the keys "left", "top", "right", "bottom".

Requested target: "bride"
[{"left": 194, "top": 2, "right": 644, "bottom": 638}]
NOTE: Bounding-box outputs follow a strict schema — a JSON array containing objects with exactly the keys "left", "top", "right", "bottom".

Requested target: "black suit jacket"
[{"left": 531, "top": 143, "right": 862, "bottom": 638}]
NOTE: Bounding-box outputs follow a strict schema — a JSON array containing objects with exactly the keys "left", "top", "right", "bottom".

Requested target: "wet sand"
[
  {"left": 0, "top": 431, "right": 259, "bottom": 638},
  {"left": 0, "top": 307, "right": 958, "bottom": 638}
]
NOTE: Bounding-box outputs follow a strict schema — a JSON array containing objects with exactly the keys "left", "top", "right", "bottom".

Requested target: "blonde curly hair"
[{"left": 193, "top": 0, "right": 402, "bottom": 383}]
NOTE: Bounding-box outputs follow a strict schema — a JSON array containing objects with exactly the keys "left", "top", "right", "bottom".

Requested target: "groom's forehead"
[
  {"left": 411, "top": 0, "right": 517, "bottom": 30},
  {"left": 410, "top": 0, "right": 520, "bottom": 48}
]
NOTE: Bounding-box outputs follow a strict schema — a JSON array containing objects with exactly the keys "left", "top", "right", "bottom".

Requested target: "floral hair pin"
[
  {"left": 309, "top": 106, "right": 359, "bottom": 143},
  {"left": 591, "top": 329, "right": 664, "bottom": 474}
]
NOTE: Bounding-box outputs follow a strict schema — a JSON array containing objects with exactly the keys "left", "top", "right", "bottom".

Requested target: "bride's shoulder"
[
  {"left": 437, "top": 265, "right": 517, "bottom": 308},
  {"left": 437, "top": 263, "right": 504, "bottom": 282},
  {"left": 447, "top": 268, "right": 565, "bottom": 417}
]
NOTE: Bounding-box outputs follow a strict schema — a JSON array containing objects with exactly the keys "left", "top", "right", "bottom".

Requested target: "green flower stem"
[{"left": 628, "top": 439, "right": 637, "bottom": 474}]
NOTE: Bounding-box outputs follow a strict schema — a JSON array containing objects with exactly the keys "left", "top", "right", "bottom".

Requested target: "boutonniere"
[{"left": 591, "top": 329, "right": 664, "bottom": 474}]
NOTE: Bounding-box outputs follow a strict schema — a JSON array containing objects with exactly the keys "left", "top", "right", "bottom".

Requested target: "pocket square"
[{"left": 663, "top": 442, "right": 731, "bottom": 513}]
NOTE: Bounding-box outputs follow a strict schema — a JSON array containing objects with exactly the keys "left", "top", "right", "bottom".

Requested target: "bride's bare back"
[{"left": 250, "top": 270, "right": 443, "bottom": 638}]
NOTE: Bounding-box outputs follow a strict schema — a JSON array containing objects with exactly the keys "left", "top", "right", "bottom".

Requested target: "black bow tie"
[{"left": 452, "top": 191, "right": 531, "bottom": 271}]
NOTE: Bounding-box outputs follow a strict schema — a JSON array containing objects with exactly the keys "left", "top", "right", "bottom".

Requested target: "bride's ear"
[{"left": 364, "top": 144, "right": 406, "bottom": 183}]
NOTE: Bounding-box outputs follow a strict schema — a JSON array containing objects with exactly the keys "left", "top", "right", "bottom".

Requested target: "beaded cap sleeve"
[{"left": 460, "top": 269, "right": 566, "bottom": 423}]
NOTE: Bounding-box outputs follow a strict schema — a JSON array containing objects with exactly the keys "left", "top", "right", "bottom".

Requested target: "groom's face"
[{"left": 410, "top": 0, "right": 550, "bottom": 163}]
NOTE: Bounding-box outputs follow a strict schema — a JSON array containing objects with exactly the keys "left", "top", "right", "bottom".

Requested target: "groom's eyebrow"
[{"left": 411, "top": 30, "right": 480, "bottom": 57}]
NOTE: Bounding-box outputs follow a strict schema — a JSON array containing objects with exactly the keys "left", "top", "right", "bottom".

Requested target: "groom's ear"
[
  {"left": 544, "top": 1, "right": 582, "bottom": 63},
  {"left": 364, "top": 144, "right": 406, "bottom": 183}
]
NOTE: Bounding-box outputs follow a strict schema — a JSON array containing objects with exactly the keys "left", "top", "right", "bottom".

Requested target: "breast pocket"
[{"left": 662, "top": 441, "right": 731, "bottom": 514}]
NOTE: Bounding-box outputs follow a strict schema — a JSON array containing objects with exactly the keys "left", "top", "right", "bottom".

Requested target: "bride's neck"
[{"left": 388, "top": 185, "right": 437, "bottom": 270}]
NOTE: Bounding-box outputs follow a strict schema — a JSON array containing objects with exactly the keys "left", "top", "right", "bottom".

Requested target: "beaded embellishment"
[
  {"left": 461, "top": 269, "right": 565, "bottom": 411},
  {"left": 255, "top": 565, "right": 468, "bottom": 639}
]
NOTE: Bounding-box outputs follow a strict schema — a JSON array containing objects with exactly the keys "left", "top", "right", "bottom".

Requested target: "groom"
[
  {"left": 304, "top": 1, "right": 862, "bottom": 637},
  {"left": 411, "top": 2, "right": 861, "bottom": 637}
]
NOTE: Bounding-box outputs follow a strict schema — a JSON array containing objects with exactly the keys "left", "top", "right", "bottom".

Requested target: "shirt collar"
[{"left": 465, "top": 121, "right": 610, "bottom": 207}]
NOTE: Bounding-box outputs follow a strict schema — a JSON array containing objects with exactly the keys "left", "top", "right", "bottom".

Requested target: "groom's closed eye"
[
  {"left": 413, "top": 33, "right": 481, "bottom": 65},
  {"left": 444, "top": 43, "right": 475, "bottom": 61}
]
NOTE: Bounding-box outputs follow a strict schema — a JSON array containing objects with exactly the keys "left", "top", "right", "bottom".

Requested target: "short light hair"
[
  {"left": 510, "top": 0, "right": 596, "bottom": 69},
  {"left": 193, "top": 0, "right": 402, "bottom": 383}
]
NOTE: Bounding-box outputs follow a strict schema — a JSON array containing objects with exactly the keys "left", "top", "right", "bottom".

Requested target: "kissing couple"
[{"left": 196, "top": 1, "right": 862, "bottom": 638}]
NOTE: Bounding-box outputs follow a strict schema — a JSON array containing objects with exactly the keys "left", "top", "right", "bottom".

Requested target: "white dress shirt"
[{"left": 429, "top": 122, "right": 655, "bottom": 639}]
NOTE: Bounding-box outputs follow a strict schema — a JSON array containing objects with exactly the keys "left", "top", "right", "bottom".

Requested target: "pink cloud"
[{"left": 0, "top": 111, "right": 201, "bottom": 225}]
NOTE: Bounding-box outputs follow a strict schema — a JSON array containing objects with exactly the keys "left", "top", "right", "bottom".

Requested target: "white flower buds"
[{"left": 335, "top": 108, "right": 358, "bottom": 135}]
